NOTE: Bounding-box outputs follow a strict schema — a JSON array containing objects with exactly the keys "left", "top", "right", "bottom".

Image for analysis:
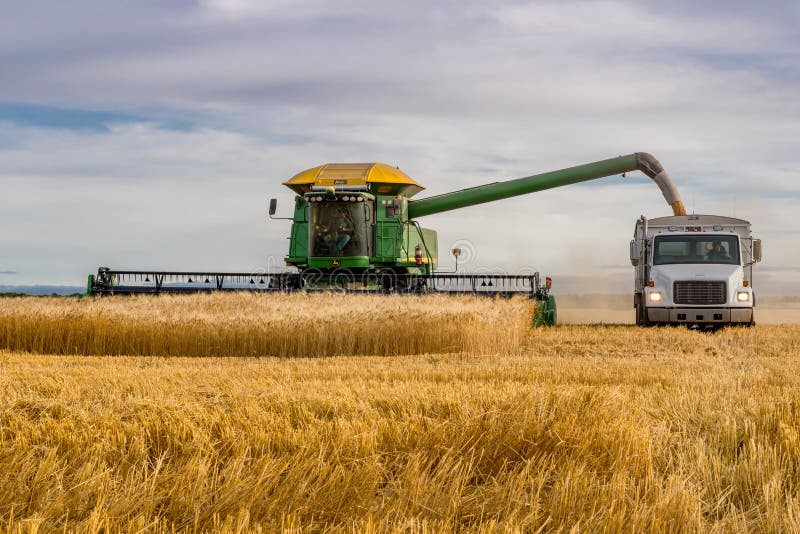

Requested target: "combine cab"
[{"left": 281, "top": 163, "right": 436, "bottom": 279}]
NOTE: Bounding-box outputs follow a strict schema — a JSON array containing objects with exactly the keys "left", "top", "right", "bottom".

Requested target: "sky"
[{"left": 1, "top": 0, "right": 798, "bottom": 294}]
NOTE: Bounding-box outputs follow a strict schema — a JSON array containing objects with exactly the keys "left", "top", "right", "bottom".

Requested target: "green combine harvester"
[{"left": 89, "top": 152, "right": 685, "bottom": 326}]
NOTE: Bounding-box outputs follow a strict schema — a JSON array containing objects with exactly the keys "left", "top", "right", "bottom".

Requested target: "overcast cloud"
[{"left": 1, "top": 0, "right": 798, "bottom": 294}]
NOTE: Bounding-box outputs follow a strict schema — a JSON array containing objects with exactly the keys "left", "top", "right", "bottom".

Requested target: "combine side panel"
[
  {"left": 286, "top": 197, "right": 309, "bottom": 264},
  {"left": 374, "top": 219, "right": 401, "bottom": 262},
  {"left": 534, "top": 295, "right": 557, "bottom": 326},
  {"left": 419, "top": 227, "right": 438, "bottom": 271}
]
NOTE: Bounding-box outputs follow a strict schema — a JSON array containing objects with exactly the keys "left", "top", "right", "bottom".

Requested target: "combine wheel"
[
  {"left": 395, "top": 273, "right": 427, "bottom": 294},
  {"left": 267, "top": 275, "right": 284, "bottom": 291},
  {"left": 408, "top": 275, "right": 427, "bottom": 294},
  {"left": 373, "top": 268, "right": 396, "bottom": 293},
  {"left": 285, "top": 274, "right": 304, "bottom": 291},
  {"left": 301, "top": 268, "right": 324, "bottom": 290},
  {"left": 365, "top": 268, "right": 393, "bottom": 293},
  {"left": 330, "top": 267, "right": 355, "bottom": 291},
  {"left": 266, "top": 273, "right": 302, "bottom": 291},
  {"left": 396, "top": 274, "right": 410, "bottom": 293}
]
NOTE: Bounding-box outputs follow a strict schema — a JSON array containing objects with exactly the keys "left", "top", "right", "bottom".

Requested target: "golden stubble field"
[
  {"left": 0, "top": 294, "right": 531, "bottom": 358},
  {"left": 1, "top": 294, "right": 800, "bottom": 533}
]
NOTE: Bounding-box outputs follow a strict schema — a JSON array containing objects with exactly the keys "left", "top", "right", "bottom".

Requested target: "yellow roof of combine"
[{"left": 283, "top": 163, "right": 425, "bottom": 197}]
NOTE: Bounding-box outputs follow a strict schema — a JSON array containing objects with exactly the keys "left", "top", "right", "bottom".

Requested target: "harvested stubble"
[
  {"left": 0, "top": 293, "right": 532, "bottom": 357},
  {"left": 1, "top": 326, "right": 800, "bottom": 532}
]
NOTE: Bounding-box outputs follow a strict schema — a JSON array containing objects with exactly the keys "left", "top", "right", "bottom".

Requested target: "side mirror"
[
  {"left": 268, "top": 198, "right": 277, "bottom": 217},
  {"left": 753, "top": 239, "right": 762, "bottom": 263},
  {"left": 630, "top": 240, "right": 639, "bottom": 266}
]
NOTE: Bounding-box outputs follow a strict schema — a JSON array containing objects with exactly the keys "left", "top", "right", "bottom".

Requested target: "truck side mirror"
[
  {"left": 630, "top": 240, "right": 639, "bottom": 266},
  {"left": 268, "top": 198, "right": 277, "bottom": 217},
  {"left": 753, "top": 239, "right": 762, "bottom": 263}
]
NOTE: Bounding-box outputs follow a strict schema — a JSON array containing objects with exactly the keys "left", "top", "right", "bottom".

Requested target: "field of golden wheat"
[
  {"left": 0, "top": 294, "right": 531, "bottom": 358},
  {"left": 1, "top": 294, "right": 800, "bottom": 533}
]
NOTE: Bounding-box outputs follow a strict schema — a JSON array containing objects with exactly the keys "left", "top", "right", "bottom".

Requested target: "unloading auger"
[{"left": 89, "top": 152, "right": 685, "bottom": 326}]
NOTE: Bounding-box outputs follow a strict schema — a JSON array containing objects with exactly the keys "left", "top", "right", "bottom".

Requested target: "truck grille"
[{"left": 673, "top": 281, "right": 727, "bottom": 305}]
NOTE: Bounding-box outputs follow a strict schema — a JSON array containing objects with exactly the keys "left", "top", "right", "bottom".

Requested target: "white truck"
[{"left": 631, "top": 215, "right": 762, "bottom": 327}]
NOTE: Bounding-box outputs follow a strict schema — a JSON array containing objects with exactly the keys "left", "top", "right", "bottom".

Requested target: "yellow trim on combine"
[{"left": 283, "top": 163, "right": 425, "bottom": 197}]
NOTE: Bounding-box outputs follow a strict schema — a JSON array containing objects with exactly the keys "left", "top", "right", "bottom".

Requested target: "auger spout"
[
  {"left": 407, "top": 153, "right": 685, "bottom": 218},
  {"left": 633, "top": 152, "right": 686, "bottom": 216}
]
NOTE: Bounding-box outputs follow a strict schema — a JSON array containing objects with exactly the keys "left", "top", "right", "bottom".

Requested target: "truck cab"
[{"left": 631, "top": 215, "right": 762, "bottom": 327}]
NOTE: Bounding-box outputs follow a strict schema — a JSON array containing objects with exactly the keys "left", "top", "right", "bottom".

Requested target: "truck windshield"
[
  {"left": 309, "top": 201, "right": 372, "bottom": 257},
  {"left": 653, "top": 235, "right": 740, "bottom": 265}
]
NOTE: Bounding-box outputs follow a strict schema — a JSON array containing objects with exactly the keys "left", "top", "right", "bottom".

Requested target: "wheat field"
[
  {"left": 0, "top": 294, "right": 531, "bottom": 357},
  {"left": 1, "top": 294, "right": 800, "bottom": 533}
]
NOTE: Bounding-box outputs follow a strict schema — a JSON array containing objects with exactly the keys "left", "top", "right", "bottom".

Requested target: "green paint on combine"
[{"left": 534, "top": 295, "right": 557, "bottom": 327}]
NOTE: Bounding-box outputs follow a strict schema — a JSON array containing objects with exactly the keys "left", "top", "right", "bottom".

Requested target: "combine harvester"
[{"left": 89, "top": 153, "right": 685, "bottom": 325}]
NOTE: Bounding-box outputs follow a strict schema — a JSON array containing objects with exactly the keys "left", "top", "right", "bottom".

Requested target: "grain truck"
[{"left": 631, "top": 215, "right": 762, "bottom": 327}]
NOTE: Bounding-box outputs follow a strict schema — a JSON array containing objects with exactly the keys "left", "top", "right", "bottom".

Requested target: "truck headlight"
[
  {"left": 737, "top": 291, "right": 750, "bottom": 302},
  {"left": 648, "top": 291, "right": 662, "bottom": 302}
]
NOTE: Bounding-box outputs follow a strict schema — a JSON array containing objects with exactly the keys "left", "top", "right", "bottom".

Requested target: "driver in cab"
[{"left": 706, "top": 240, "right": 730, "bottom": 262}]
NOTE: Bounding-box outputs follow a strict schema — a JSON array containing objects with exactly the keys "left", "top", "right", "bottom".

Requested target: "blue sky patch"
[{"left": 0, "top": 102, "right": 194, "bottom": 132}]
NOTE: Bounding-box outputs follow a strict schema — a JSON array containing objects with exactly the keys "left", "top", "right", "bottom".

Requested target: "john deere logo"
[{"left": 331, "top": 259, "right": 340, "bottom": 266}]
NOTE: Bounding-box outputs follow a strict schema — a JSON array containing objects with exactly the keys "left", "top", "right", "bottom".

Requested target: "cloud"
[
  {"left": 199, "top": 0, "right": 342, "bottom": 19},
  {"left": 0, "top": 0, "right": 798, "bottom": 292},
  {"left": 3, "top": 0, "right": 796, "bottom": 115},
  {"left": 493, "top": 1, "right": 796, "bottom": 56}
]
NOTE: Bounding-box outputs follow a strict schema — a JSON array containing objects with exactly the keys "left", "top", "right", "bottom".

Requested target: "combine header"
[{"left": 89, "top": 152, "right": 686, "bottom": 326}]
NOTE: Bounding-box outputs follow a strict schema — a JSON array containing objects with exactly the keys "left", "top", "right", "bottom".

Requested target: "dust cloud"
[{"left": 556, "top": 295, "right": 800, "bottom": 325}]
